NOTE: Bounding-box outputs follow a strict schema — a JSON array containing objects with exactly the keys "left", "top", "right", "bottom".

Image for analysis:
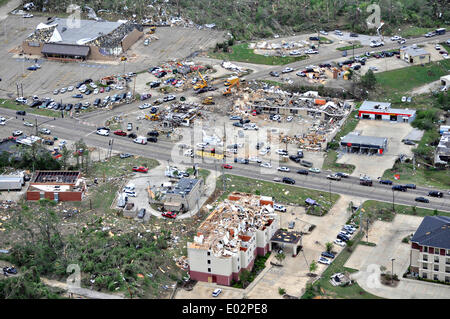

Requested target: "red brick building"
[{"left": 26, "top": 171, "right": 85, "bottom": 202}]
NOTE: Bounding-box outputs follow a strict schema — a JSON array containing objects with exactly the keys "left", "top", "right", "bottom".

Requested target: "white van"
[{"left": 133, "top": 136, "right": 147, "bottom": 145}]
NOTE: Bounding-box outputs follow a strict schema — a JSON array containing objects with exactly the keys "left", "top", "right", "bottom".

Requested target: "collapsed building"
[
  {"left": 435, "top": 132, "right": 450, "bottom": 167},
  {"left": 22, "top": 18, "right": 143, "bottom": 61},
  {"left": 26, "top": 171, "right": 86, "bottom": 202},
  {"left": 187, "top": 193, "right": 280, "bottom": 286}
]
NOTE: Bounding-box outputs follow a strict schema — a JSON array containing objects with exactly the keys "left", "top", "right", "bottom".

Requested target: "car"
[
  {"left": 72, "top": 94, "right": 83, "bottom": 98},
  {"left": 305, "top": 49, "right": 318, "bottom": 54},
  {"left": 269, "top": 71, "right": 280, "bottom": 77},
  {"left": 398, "top": 38, "right": 406, "bottom": 44},
  {"left": 260, "top": 162, "right": 272, "bottom": 168},
  {"left": 53, "top": 89, "right": 59, "bottom": 95},
  {"left": 16, "top": 110, "right": 26, "bottom": 116},
  {"left": 296, "top": 71, "right": 306, "bottom": 77},
  {"left": 124, "top": 190, "right": 136, "bottom": 197},
  {"left": 163, "top": 94, "right": 176, "bottom": 102},
  {"left": 300, "top": 160, "right": 313, "bottom": 168},
  {"left": 248, "top": 156, "right": 262, "bottom": 163},
  {"left": 234, "top": 158, "right": 249, "bottom": 164},
  {"left": 149, "top": 81, "right": 161, "bottom": 88},
  {"left": 405, "top": 184, "right": 416, "bottom": 189},
  {"left": 309, "top": 168, "right": 321, "bottom": 173},
  {"left": 369, "top": 66, "right": 378, "bottom": 71},
  {"left": 390, "top": 35, "right": 401, "bottom": 41},
  {"left": 120, "top": 153, "right": 133, "bottom": 159},
  {"left": 297, "top": 169, "right": 309, "bottom": 175},
  {"left": 147, "top": 137, "right": 157, "bottom": 143},
  {"left": 139, "top": 103, "right": 151, "bottom": 109},
  {"left": 415, "top": 197, "right": 430, "bottom": 203},
  {"left": 344, "top": 225, "right": 356, "bottom": 232},
  {"left": 278, "top": 166, "right": 290, "bottom": 172},
  {"left": 403, "top": 139, "right": 416, "bottom": 145},
  {"left": 147, "top": 130, "right": 159, "bottom": 137},
  {"left": 12, "top": 130, "right": 23, "bottom": 137},
  {"left": 15, "top": 97, "right": 27, "bottom": 104},
  {"left": 222, "top": 164, "right": 232, "bottom": 169},
  {"left": 85, "top": 89, "right": 92, "bottom": 95},
  {"left": 321, "top": 251, "right": 335, "bottom": 259},
  {"left": 96, "top": 129, "right": 109, "bottom": 136},
  {"left": 212, "top": 288, "right": 222, "bottom": 297},
  {"left": 24, "top": 121, "right": 34, "bottom": 127},
  {"left": 3, "top": 266, "right": 18, "bottom": 275},
  {"left": 392, "top": 185, "right": 407, "bottom": 192},
  {"left": 275, "top": 149, "right": 288, "bottom": 155},
  {"left": 289, "top": 155, "right": 301, "bottom": 163},
  {"left": 282, "top": 177, "right": 295, "bottom": 184},
  {"left": 0, "top": 121, "right": 5, "bottom": 126},
  {"left": 428, "top": 191, "right": 443, "bottom": 198},
  {"left": 335, "top": 172, "right": 349, "bottom": 178},
  {"left": 379, "top": 179, "right": 393, "bottom": 185},
  {"left": 137, "top": 208, "right": 146, "bottom": 219},
  {"left": 340, "top": 229, "right": 353, "bottom": 237},
  {"left": 132, "top": 166, "right": 148, "bottom": 173},
  {"left": 114, "top": 130, "right": 127, "bottom": 136},
  {"left": 282, "top": 67, "right": 294, "bottom": 73},
  {"left": 319, "top": 30, "right": 328, "bottom": 35},
  {"left": 127, "top": 123, "right": 133, "bottom": 131},
  {"left": 128, "top": 133, "right": 137, "bottom": 139},
  {"left": 334, "top": 239, "right": 346, "bottom": 247},
  {"left": 288, "top": 221, "right": 295, "bottom": 229},
  {"left": 337, "top": 233, "right": 350, "bottom": 242},
  {"left": 327, "top": 174, "right": 341, "bottom": 181},
  {"left": 407, "top": 96, "right": 412, "bottom": 103},
  {"left": 318, "top": 257, "right": 331, "bottom": 265},
  {"left": 39, "top": 128, "right": 51, "bottom": 135},
  {"left": 273, "top": 204, "right": 287, "bottom": 212},
  {"left": 161, "top": 211, "right": 177, "bottom": 219},
  {"left": 309, "top": 36, "right": 320, "bottom": 41},
  {"left": 229, "top": 115, "right": 242, "bottom": 121}
]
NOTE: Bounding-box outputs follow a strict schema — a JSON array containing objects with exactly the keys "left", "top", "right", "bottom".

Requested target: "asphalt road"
[
  {"left": 2, "top": 108, "right": 449, "bottom": 212},
  {"left": 244, "top": 33, "right": 450, "bottom": 81}
]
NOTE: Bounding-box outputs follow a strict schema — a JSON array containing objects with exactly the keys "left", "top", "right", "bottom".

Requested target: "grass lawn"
[
  {"left": 218, "top": 174, "right": 340, "bottom": 213},
  {"left": 0, "top": 99, "right": 60, "bottom": 118},
  {"left": 399, "top": 26, "right": 437, "bottom": 38},
  {"left": 322, "top": 150, "right": 356, "bottom": 174},
  {"left": 383, "top": 162, "right": 450, "bottom": 189},
  {"left": 336, "top": 43, "right": 363, "bottom": 51},
  {"left": 304, "top": 231, "right": 382, "bottom": 299},
  {"left": 361, "top": 200, "right": 450, "bottom": 222},
  {"left": 89, "top": 155, "right": 159, "bottom": 179},
  {"left": 209, "top": 43, "right": 308, "bottom": 65},
  {"left": 374, "top": 59, "right": 450, "bottom": 101},
  {"left": 186, "top": 168, "right": 210, "bottom": 183}
]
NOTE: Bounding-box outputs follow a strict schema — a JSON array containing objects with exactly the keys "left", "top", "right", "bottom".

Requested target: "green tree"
[
  {"left": 309, "top": 260, "right": 318, "bottom": 274},
  {"left": 275, "top": 251, "right": 286, "bottom": 265},
  {"left": 360, "top": 69, "right": 377, "bottom": 90},
  {"left": 278, "top": 287, "right": 286, "bottom": 295},
  {"left": 239, "top": 269, "right": 251, "bottom": 287},
  {"left": 325, "top": 242, "right": 333, "bottom": 253}
]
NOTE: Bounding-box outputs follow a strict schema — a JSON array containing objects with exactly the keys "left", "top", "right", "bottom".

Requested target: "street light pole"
[
  {"left": 391, "top": 258, "right": 395, "bottom": 285},
  {"left": 392, "top": 189, "right": 395, "bottom": 212}
]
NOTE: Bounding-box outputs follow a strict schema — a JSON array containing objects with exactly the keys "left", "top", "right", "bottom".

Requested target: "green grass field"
[
  {"left": 89, "top": 155, "right": 159, "bottom": 179},
  {"left": 322, "top": 150, "right": 356, "bottom": 174},
  {"left": 209, "top": 43, "right": 308, "bottom": 65},
  {"left": 0, "top": 99, "right": 60, "bottom": 118},
  {"left": 218, "top": 174, "right": 340, "bottom": 213},
  {"left": 336, "top": 43, "right": 363, "bottom": 51},
  {"left": 374, "top": 59, "right": 450, "bottom": 101},
  {"left": 383, "top": 162, "right": 450, "bottom": 189}
]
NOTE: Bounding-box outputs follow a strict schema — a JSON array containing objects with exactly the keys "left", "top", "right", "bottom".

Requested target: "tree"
[
  {"left": 239, "top": 269, "right": 252, "bottom": 287},
  {"left": 309, "top": 260, "right": 318, "bottom": 274},
  {"left": 325, "top": 242, "right": 333, "bottom": 253},
  {"left": 275, "top": 251, "right": 286, "bottom": 265},
  {"left": 61, "top": 145, "right": 71, "bottom": 169},
  {"left": 360, "top": 69, "right": 377, "bottom": 90},
  {"left": 278, "top": 287, "right": 286, "bottom": 295}
]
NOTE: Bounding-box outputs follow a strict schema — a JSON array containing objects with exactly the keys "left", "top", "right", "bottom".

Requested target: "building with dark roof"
[
  {"left": 162, "top": 178, "right": 203, "bottom": 212},
  {"left": 22, "top": 18, "right": 143, "bottom": 61},
  {"left": 410, "top": 216, "right": 450, "bottom": 283},
  {"left": 340, "top": 132, "right": 388, "bottom": 155},
  {"left": 26, "top": 171, "right": 86, "bottom": 202}
]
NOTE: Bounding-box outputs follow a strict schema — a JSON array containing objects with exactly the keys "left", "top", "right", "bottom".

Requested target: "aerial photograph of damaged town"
[{"left": 0, "top": 0, "right": 448, "bottom": 303}]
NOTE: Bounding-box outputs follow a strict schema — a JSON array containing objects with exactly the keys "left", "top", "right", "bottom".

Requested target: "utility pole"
[
  {"left": 392, "top": 189, "right": 395, "bottom": 212},
  {"left": 391, "top": 258, "right": 395, "bottom": 284},
  {"left": 329, "top": 179, "right": 332, "bottom": 204},
  {"left": 21, "top": 83, "right": 23, "bottom": 97}
]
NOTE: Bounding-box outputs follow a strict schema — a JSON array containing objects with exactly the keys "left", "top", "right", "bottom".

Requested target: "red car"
[
  {"left": 162, "top": 211, "right": 177, "bottom": 219},
  {"left": 222, "top": 164, "right": 233, "bottom": 169},
  {"left": 114, "top": 130, "right": 127, "bottom": 136},
  {"left": 100, "top": 87, "right": 105, "bottom": 93},
  {"left": 132, "top": 166, "right": 148, "bottom": 173}
]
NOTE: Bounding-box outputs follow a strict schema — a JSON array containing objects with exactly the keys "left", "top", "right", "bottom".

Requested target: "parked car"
[
  {"left": 147, "top": 130, "right": 159, "bottom": 137},
  {"left": 137, "top": 208, "right": 146, "bottom": 219},
  {"left": 12, "top": 130, "right": 23, "bottom": 137},
  {"left": 334, "top": 239, "right": 346, "bottom": 247},
  {"left": 132, "top": 166, "right": 148, "bottom": 173},
  {"left": 162, "top": 211, "right": 177, "bottom": 219},
  {"left": 415, "top": 197, "right": 430, "bottom": 203},
  {"left": 39, "top": 128, "right": 51, "bottom": 135},
  {"left": 282, "top": 177, "right": 295, "bottom": 184},
  {"left": 120, "top": 153, "right": 133, "bottom": 159},
  {"left": 273, "top": 204, "right": 287, "bottom": 212},
  {"left": 147, "top": 137, "right": 158, "bottom": 143},
  {"left": 379, "top": 179, "right": 393, "bottom": 185},
  {"left": 337, "top": 233, "right": 350, "bottom": 242},
  {"left": 212, "top": 288, "right": 222, "bottom": 297},
  {"left": 300, "top": 160, "right": 313, "bottom": 168},
  {"left": 392, "top": 185, "right": 407, "bottom": 192},
  {"left": 404, "top": 184, "right": 416, "bottom": 189},
  {"left": 297, "top": 169, "right": 309, "bottom": 175},
  {"left": 309, "top": 168, "right": 321, "bottom": 173},
  {"left": 318, "top": 257, "right": 331, "bottom": 265},
  {"left": 114, "top": 130, "right": 127, "bottom": 136},
  {"left": 96, "top": 129, "right": 109, "bottom": 136},
  {"left": 278, "top": 166, "right": 290, "bottom": 172},
  {"left": 260, "top": 162, "right": 271, "bottom": 168},
  {"left": 222, "top": 164, "right": 232, "bottom": 169},
  {"left": 335, "top": 172, "right": 349, "bottom": 178},
  {"left": 288, "top": 221, "right": 295, "bottom": 229},
  {"left": 327, "top": 174, "right": 341, "bottom": 181},
  {"left": 321, "top": 251, "right": 335, "bottom": 259}
]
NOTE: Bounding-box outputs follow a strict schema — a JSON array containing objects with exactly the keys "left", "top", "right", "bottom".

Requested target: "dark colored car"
[
  {"left": 300, "top": 160, "right": 313, "bottom": 168},
  {"left": 379, "top": 179, "right": 393, "bottom": 185},
  {"left": 428, "top": 191, "right": 443, "bottom": 198},
  {"left": 269, "top": 71, "right": 280, "bottom": 77},
  {"left": 282, "top": 177, "right": 295, "bottom": 185},
  {"left": 93, "top": 98, "right": 101, "bottom": 106},
  {"left": 309, "top": 36, "right": 320, "bottom": 41},
  {"left": 149, "top": 81, "right": 161, "bottom": 88},
  {"left": 3, "top": 267, "right": 17, "bottom": 275},
  {"left": 137, "top": 208, "right": 146, "bottom": 219},
  {"left": 43, "top": 139, "right": 54, "bottom": 145},
  {"left": 72, "top": 94, "right": 83, "bottom": 98},
  {"left": 233, "top": 122, "right": 243, "bottom": 127},
  {"left": 405, "top": 184, "right": 416, "bottom": 189},
  {"left": 128, "top": 133, "right": 137, "bottom": 139},
  {"left": 147, "top": 130, "right": 159, "bottom": 137},
  {"left": 415, "top": 197, "right": 429, "bottom": 203},
  {"left": 321, "top": 251, "right": 335, "bottom": 259},
  {"left": 360, "top": 179, "right": 373, "bottom": 186},
  {"left": 392, "top": 185, "right": 407, "bottom": 192},
  {"left": 85, "top": 89, "right": 92, "bottom": 95},
  {"left": 289, "top": 155, "right": 301, "bottom": 163},
  {"left": 31, "top": 100, "right": 42, "bottom": 107},
  {"left": 349, "top": 32, "right": 359, "bottom": 37},
  {"left": 74, "top": 103, "right": 82, "bottom": 110},
  {"left": 337, "top": 234, "right": 350, "bottom": 242},
  {"left": 147, "top": 137, "right": 157, "bottom": 143},
  {"left": 297, "top": 169, "right": 309, "bottom": 175}
]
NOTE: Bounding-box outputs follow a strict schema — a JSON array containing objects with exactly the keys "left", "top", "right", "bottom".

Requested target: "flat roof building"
[
  {"left": 26, "top": 171, "right": 86, "bottom": 202},
  {"left": 358, "top": 101, "right": 416, "bottom": 123},
  {"left": 340, "top": 132, "right": 388, "bottom": 155},
  {"left": 435, "top": 132, "right": 450, "bottom": 166},
  {"left": 22, "top": 18, "right": 143, "bottom": 61},
  {"left": 162, "top": 177, "right": 203, "bottom": 213},
  {"left": 187, "top": 193, "right": 279, "bottom": 286},
  {"left": 400, "top": 45, "right": 431, "bottom": 65}
]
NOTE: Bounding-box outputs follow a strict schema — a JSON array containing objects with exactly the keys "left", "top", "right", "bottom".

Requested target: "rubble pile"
[
  {"left": 26, "top": 26, "right": 56, "bottom": 42},
  {"left": 87, "top": 21, "right": 143, "bottom": 49},
  {"left": 191, "top": 193, "right": 277, "bottom": 257}
]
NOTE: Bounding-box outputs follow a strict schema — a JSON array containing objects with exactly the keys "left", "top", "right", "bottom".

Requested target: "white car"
[
  {"left": 123, "top": 190, "right": 136, "bottom": 197},
  {"left": 12, "top": 130, "right": 23, "bottom": 136},
  {"left": 260, "top": 162, "right": 272, "bottom": 168},
  {"left": 196, "top": 142, "right": 208, "bottom": 149},
  {"left": 116, "top": 85, "right": 124, "bottom": 90},
  {"left": 369, "top": 66, "right": 378, "bottom": 71},
  {"left": 282, "top": 67, "right": 294, "bottom": 73},
  {"left": 334, "top": 239, "right": 346, "bottom": 247},
  {"left": 184, "top": 149, "right": 193, "bottom": 157},
  {"left": 318, "top": 257, "right": 331, "bottom": 265},
  {"left": 309, "top": 168, "right": 321, "bottom": 173},
  {"left": 93, "top": 88, "right": 99, "bottom": 95},
  {"left": 344, "top": 225, "right": 356, "bottom": 232},
  {"left": 260, "top": 148, "right": 270, "bottom": 156},
  {"left": 390, "top": 35, "right": 401, "bottom": 41},
  {"left": 53, "top": 89, "right": 59, "bottom": 95},
  {"left": 15, "top": 97, "right": 27, "bottom": 104},
  {"left": 273, "top": 204, "right": 287, "bottom": 212},
  {"left": 67, "top": 86, "right": 74, "bottom": 92},
  {"left": 305, "top": 49, "right": 318, "bottom": 54},
  {"left": 24, "top": 121, "right": 34, "bottom": 127},
  {"left": 319, "top": 30, "right": 328, "bottom": 35},
  {"left": 96, "top": 129, "right": 109, "bottom": 136},
  {"left": 59, "top": 140, "right": 67, "bottom": 147},
  {"left": 39, "top": 128, "right": 51, "bottom": 134},
  {"left": 60, "top": 88, "right": 67, "bottom": 93},
  {"left": 435, "top": 45, "right": 441, "bottom": 50},
  {"left": 0, "top": 121, "right": 5, "bottom": 126},
  {"left": 212, "top": 288, "right": 222, "bottom": 297},
  {"left": 83, "top": 101, "right": 91, "bottom": 107},
  {"left": 401, "top": 96, "right": 407, "bottom": 102},
  {"left": 249, "top": 156, "right": 262, "bottom": 163},
  {"left": 139, "top": 103, "right": 151, "bottom": 109},
  {"left": 0, "top": 117, "right": 6, "bottom": 122},
  {"left": 278, "top": 166, "right": 290, "bottom": 172},
  {"left": 286, "top": 116, "right": 293, "bottom": 122},
  {"left": 275, "top": 149, "right": 288, "bottom": 155},
  {"left": 90, "top": 83, "right": 98, "bottom": 89}
]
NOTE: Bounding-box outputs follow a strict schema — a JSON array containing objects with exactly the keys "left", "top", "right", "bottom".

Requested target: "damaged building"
[
  {"left": 22, "top": 18, "right": 143, "bottom": 61},
  {"left": 26, "top": 171, "right": 86, "bottom": 202},
  {"left": 187, "top": 193, "right": 280, "bottom": 286}
]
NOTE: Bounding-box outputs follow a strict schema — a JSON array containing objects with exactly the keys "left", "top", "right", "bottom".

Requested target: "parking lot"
[{"left": 336, "top": 120, "right": 417, "bottom": 178}]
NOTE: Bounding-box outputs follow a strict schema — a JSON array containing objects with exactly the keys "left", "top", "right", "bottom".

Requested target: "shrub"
[{"left": 278, "top": 287, "right": 286, "bottom": 295}]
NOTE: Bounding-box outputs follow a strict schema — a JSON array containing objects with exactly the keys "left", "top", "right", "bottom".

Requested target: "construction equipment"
[
  {"left": 224, "top": 76, "right": 239, "bottom": 86},
  {"left": 202, "top": 96, "right": 215, "bottom": 105},
  {"left": 193, "top": 71, "right": 208, "bottom": 91},
  {"left": 223, "top": 78, "right": 240, "bottom": 96},
  {"left": 148, "top": 26, "right": 156, "bottom": 34},
  {"left": 145, "top": 114, "right": 159, "bottom": 121}
]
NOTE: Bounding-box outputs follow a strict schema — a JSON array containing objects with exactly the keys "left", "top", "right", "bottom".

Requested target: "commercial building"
[
  {"left": 410, "top": 216, "right": 450, "bottom": 283},
  {"left": 187, "top": 193, "right": 279, "bottom": 286},
  {"left": 26, "top": 171, "right": 86, "bottom": 201},
  {"left": 340, "top": 132, "right": 388, "bottom": 155},
  {"left": 0, "top": 175, "right": 24, "bottom": 191},
  {"left": 400, "top": 45, "right": 431, "bottom": 65},
  {"left": 162, "top": 178, "right": 203, "bottom": 212},
  {"left": 358, "top": 101, "right": 416, "bottom": 123},
  {"left": 435, "top": 131, "right": 450, "bottom": 166},
  {"left": 22, "top": 18, "right": 143, "bottom": 61}
]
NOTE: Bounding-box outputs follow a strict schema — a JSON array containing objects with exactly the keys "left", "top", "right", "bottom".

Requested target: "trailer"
[{"left": 0, "top": 175, "right": 24, "bottom": 191}]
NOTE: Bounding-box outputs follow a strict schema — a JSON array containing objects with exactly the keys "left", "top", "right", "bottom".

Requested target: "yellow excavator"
[
  {"left": 223, "top": 77, "right": 240, "bottom": 96},
  {"left": 148, "top": 26, "right": 156, "bottom": 34},
  {"left": 145, "top": 113, "right": 159, "bottom": 121},
  {"left": 193, "top": 71, "right": 208, "bottom": 91},
  {"left": 202, "top": 96, "right": 215, "bottom": 105}
]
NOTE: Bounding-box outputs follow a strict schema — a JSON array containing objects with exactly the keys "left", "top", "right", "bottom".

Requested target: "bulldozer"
[
  {"left": 202, "top": 96, "right": 215, "bottom": 105},
  {"left": 223, "top": 77, "right": 240, "bottom": 96},
  {"left": 193, "top": 71, "right": 208, "bottom": 91},
  {"left": 145, "top": 113, "right": 159, "bottom": 121},
  {"left": 147, "top": 26, "right": 156, "bottom": 34}
]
